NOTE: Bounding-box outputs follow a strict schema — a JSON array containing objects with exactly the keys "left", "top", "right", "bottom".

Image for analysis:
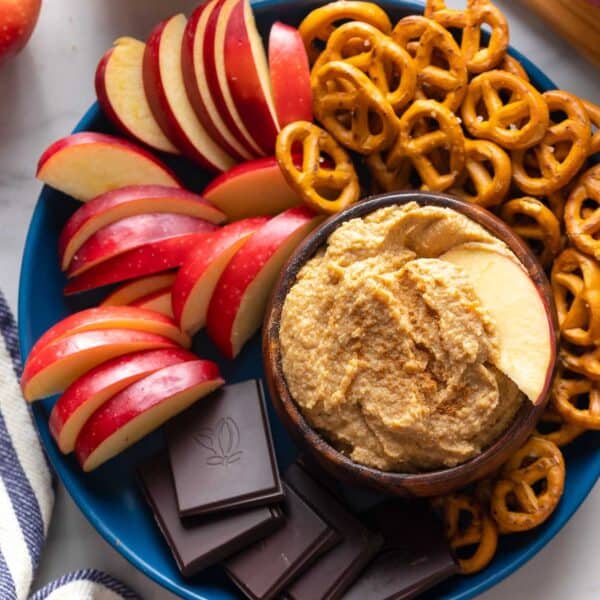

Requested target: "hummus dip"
[{"left": 279, "top": 203, "right": 523, "bottom": 472}]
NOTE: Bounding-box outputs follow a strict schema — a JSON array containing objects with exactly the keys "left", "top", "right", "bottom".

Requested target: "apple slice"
[
  {"left": 101, "top": 272, "right": 177, "bottom": 306},
  {"left": 64, "top": 232, "right": 208, "bottom": 295},
  {"left": 37, "top": 132, "right": 182, "bottom": 202},
  {"left": 172, "top": 217, "right": 268, "bottom": 335},
  {"left": 67, "top": 213, "right": 218, "bottom": 277},
  {"left": 441, "top": 244, "right": 555, "bottom": 404},
  {"left": 203, "top": 157, "right": 301, "bottom": 220},
  {"left": 207, "top": 206, "right": 322, "bottom": 357},
  {"left": 95, "top": 37, "right": 179, "bottom": 154},
  {"left": 49, "top": 347, "right": 195, "bottom": 453},
  {"left": 21, "top": 329, "right": 178, "bottom": 402},
  {"left": 132, "top": 288, "right": 173, "bottom": 318},
  {"left": 143, "top": 14, "right": 234, "bottom": 172},
  {"left": 268, "top": 22, "right": 312, "bottom": 127},
  {"left": 59, "top": 185, "right": 225, "bottom": 271},
  {"left": 183, "top": 1, "right": 253, "bottom": 162},
  {"left": 29, "top": 306, "right": 190, "bottom": 357},
  {"left": 74, "top": 360, "right": 224, "bottom": 471}
]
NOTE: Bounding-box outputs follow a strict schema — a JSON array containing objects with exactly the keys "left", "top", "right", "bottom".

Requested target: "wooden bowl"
[{"left": 263, "top": 191, "right": 559, "bottom": 497}]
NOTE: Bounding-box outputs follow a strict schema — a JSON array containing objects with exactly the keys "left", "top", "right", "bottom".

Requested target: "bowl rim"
[{"left": 264, "top": 191, "right": 558, "bottom": 496}]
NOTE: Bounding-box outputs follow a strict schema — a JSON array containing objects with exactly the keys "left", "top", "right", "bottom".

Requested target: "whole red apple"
[{"left": 0, "top": 0, "right": 41, "bottom": 64}]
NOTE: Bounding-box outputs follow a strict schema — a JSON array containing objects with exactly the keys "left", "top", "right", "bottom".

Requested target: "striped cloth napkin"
[{"left": 0, "top": 291, "right": 140, "bottom": 600}]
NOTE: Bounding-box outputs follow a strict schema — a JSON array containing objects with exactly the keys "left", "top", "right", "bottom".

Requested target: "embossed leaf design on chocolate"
[
  {"left": 193, "top": 428, "right": 216, "bottom": 453},
  {"left": 193, "top": 418, "right": 242, "bottom": 466}
]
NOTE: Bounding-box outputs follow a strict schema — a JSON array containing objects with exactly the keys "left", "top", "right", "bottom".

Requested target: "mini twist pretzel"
[
  {"left": 512, "top": 91, "right": 591, "bottom": 196},
  {"left": 565, "top": 164, "right": 600, "bottom": 259},
  {"left": 461, "top": 70, "right": 549, "bottom": 150},
  {"left": 582, "top": 99, "right": 600, "bottom": 155},
  {"left": 425, "top": 0, "right": 509, "bottom": 73},
  {"left": 298, "top": 1, "right": 392, "bottom": 65},
  {"left": 560, "top": 341, "right": 600, "bottom": 380},
  {"left": 500, "top": 197, "right": 561, "bottom": 268},
  {"left": 491, "top": 436, "right": 565, "bottom": 533},
  {"left": 365, "top": 150, "right": 413, "bottom": 193},
  {"left": 442, "top": 493, "right": 498, "bottom": 574},
  {"left": 534, "top": 405, "right": 585, "bottom": 448},
  {"left": 551, "top": 247, "right": 600, "bottom": 346},
  {"left": 546, "top": 189, "right": 567, "bottom": 222},
  {"left": 392, "top": 15, "right": 468, "bottom": 112},
  {"left": 450, "top": 138, "right": 511, "bottom": 207},
  {"left": 275, "top": 121, "right": 360, "bottom": 214},
  {"left": 311, "top": 60, "right": 398, "bottom": 154},
  {"left": 552, "top": 370, "right": 600, "bottom": 430},
  {"left": 314, "top": 22, "right": 417, "bottom": 113},
  {"left": 500, "top": 54, "right": 529, "bottom": 82}
]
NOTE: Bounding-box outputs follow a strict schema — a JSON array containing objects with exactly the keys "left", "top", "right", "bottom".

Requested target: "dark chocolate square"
[
  {"left": 224, "top": 482, "right": 340, "bottom": 600},
  {"left": 284, "top": 463, "right": 384, "bottom": 600},
  {"left": 138, "top": 454, "right": 283, "bottom": 577},
  {"left": 166, "top": 380, "right": 284, "bottom": 517}
]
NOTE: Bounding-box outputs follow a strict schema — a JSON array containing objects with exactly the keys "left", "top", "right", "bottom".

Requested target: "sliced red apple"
[
  {"left": 172, "top": 217, "right": 268, "bottom": 335},
  {"left": 95, "top": 37, "right": 179, "bottom": 154},
  {"left": 207, "top": 206, "right": 322, "bottom": 357},
  {"left": 268, "top": 22, "right": 312, "bottom": 127},
  {"left": 101, "top": 272, "right": 177, "bottom": 306},
  {"left": 67, "top": 213, "right": 218, "bottom": 277},
  {"left": 64, "top": 232, "right": 207, "bottom": 295},
  {"left": 143, "top": 14, "right": 234, "bottom": 172},
  {"left": 74, "top": 360, "right": 224, "bottom": 471},
  {"left": 37, "top": 132, "right": 182, "bottom": 202},
  {"left": 132, "top": 288, "right": 173, "bottom": 318},
  {"left": 203, "top": 156, "right": 301, "bottom": 220},
  {"left": 21, "top": 329, "right": 178, "bottom": 402},
  {"left": 49, "top": 347, "right": 195, "bottom": 453},
  {"left": 182, "top": 1, "right": 253, "bottom": 161},
  {"left": 59, "top": 185, "right": 225, "bottom": 271}
]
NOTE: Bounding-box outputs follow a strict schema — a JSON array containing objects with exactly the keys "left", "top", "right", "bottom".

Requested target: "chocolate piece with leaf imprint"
[{"left": 166, "top": 380, "right": 285, "bottom": 517}]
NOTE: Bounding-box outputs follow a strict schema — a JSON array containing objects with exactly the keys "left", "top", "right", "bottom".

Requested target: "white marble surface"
[{"left": 0, "top": 0, "right": 598, "bottom": 598}]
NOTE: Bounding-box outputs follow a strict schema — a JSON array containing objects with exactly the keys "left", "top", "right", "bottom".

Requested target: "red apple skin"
[
  {"left": 67, "top": 213, "right": 218, "bottom": 277},
  {"left": 21, "top": 329, "right": 178, "bottom": 402},
  {"left": 74, "top": 360, "right": 224, "bottom": 471},
  {"left": 172, "top": 217, "right": 268, "bottom": 333},
  {"left": 49, "top": 347, "right": 195, "bottom": 453},
  {"left": 206, "top": 206, "right": 319, "bottom": 357},
  {"left": 64, "top": 232, "right": 208, "bottom": 295},
  {"left": 268, "top": 22, "right": 313, "bottom": 127},
  {"left": 223, "top": 0, "right": 279, "bottom": 154},
  {"left": 36, "top": 132, "right": 182, "bottom": 187},
  {"left": 0, "top": 0, "right": 41, "bottom": 64},
  {"left": 29, "top": 306, "right": 190, "bottom": 358},
  {"left": 59, "top": 185, "right": 225, "bottom": 270}
]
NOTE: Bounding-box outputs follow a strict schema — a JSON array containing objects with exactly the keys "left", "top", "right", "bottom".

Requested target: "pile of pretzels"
[{"left": 274, "top": 0, "right": 600, "bottom": 576}]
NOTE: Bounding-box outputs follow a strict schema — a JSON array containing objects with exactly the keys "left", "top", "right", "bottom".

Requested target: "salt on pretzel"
[
  {"left": 565, "top": 164, "right": 600, "bottom": 259},
  {"left": 425, "top": 0, "right": 509, "bottom": 73},
  {"left": 534, "top": 404, "right": 585, "bottom": 448},
  {"left": 450, "top": 139, "right": 511, "bottom": 207},
  {"left": 298, "top": 0, "right": 392, "bottom": 64},
  {"left": 511, "top": 90, "right": 591, "bottom": 196},
  {"left": 392, "top": 15, "right": 468, "bottom": 112},
  {"left": 461, "top": 70, "right": 549, "bottom": 150},
  {"left": 552, "top": 370, "right": 600, "bottom": 430},
  {"left": 275, "top": 121, "right": 360, "bottom": 214},
  {"left": 491, "top": 436, "right": 565, "bottom": 533},
  {"left": 500, "top": 197, "right": 561, "bottom": 268}
]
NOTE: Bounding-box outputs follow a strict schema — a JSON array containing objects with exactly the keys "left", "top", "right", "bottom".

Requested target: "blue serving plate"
[{"left": 18, "top": 1, "right": 600, "bottom": 598}]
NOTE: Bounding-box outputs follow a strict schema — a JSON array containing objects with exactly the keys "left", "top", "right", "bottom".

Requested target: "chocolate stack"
[{"left": 138, "top": 380, "right": 458, "bottom": 600}]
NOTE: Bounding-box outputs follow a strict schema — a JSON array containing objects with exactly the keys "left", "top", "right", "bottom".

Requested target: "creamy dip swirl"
[{"left": 279, "top": 203, "right": 523, "bottom": 472}]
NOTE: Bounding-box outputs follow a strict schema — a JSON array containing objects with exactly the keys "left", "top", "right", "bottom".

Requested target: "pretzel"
[
  {"left": 314, "top": 22, "right": 417, "bottom": 113},
  {"left": 365, "top": 150, "right": 413, "bottom": 193},
  {"left": 491, "top": 436, "right": 565, "bottom": 533},
  {"left": 450, "top": 139, "right": 511, "bottom": 207},
  {"left": 275, "top": 121, "right": 360, "bottom": 214},
  {"left": 442, "top": 493, "right": 498, "bottom": 574},
  {"left": 565, "top": 164, "right": 600, "bottom": 259},
  {"left": 461, "top": 70, "right": 549, "bottom": 150},
  {"left": 298, "top": 1, "right": 392, "bottom": 65},
  {"left": 552, "top": 370, "right": 600, "bottom": 430},
  {"left": 425, "top": 0, "right": 509, "bottom": 73},
  {"left": 500, "top": 54, "right": 529, "bottom": 82},
  {"left": 311, "top": 60, "right": 398, "bottom": 154},
  {"left": 534, "top": 405, "right": 585, "bottom": 447},
  {"left": 511, "top": 91, "right": 591, "bottom": 195},
  {"left": 582, "top": 99, "right": 600, "bottom": 155},
  {"left": 392, "top": 15, "right": 467, "bottom": 112},
  {"left": 546, "top": 189, "right": 567, "bottom": 222},
  {"left": 500, "top": 197, "right": 561, "bottom": 268},
  {"left": 551, "top": 247, "right": 600, "bottom": 346}
]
